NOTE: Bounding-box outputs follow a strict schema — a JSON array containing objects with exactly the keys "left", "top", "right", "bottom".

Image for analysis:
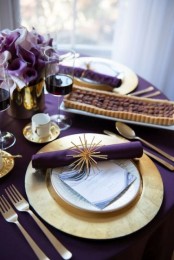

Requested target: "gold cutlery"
[
  {"left": 128, "top": 86, "right": 161, "bottom": 98},
  {"left": 0, "top": 195, "right": 50, "bottom": 260},
  {"left": 115, "top": 122, "right": 174, "bottom": 162},
  {"left": 142, "top": 91, "right": 161, "bottom": 98},
  {"left": 143, "top": 150, "right": 174, "bottom": 171},
  {"left": 128, "top": 86, "right": 154, "bottom": 96},
  {"left": 103, "top": 130, "right": 174, "bottom": 171},
  {"left": 5, "top": 184, "right": 72, "bottom": 260}
]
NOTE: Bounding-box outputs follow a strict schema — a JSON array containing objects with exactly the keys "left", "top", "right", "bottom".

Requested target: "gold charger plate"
[
  {"left": 25, "top": 134, "right": 164, "bottom": 239},
  {"left": 0, "top": 151, "right": 15, "bottom": 178},
  {"left": 72, "top": 57, "right": 138, "bottom": 94},
  {"left": 23, "top": 121, "right": 60, "bottom": 144}
]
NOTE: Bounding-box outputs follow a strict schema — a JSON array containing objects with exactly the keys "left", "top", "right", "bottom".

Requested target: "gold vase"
[{"left": 8, "top": 80, "right": 45, "bottom": 119}]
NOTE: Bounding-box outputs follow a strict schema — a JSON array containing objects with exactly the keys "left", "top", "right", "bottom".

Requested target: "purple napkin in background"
[
  {"left": 59, "top": 65, "right": 122, "bottom": 88},
  {"left": 32, "top": 141, "right": 143, "bottom": 170}
]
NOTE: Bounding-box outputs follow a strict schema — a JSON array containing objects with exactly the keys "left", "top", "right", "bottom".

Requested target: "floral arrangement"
[{"left": 0, "top": 26, "right": 57, "bottom": 92}]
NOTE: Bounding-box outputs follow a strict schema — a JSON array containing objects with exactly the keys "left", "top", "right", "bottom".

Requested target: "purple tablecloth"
[{"left": 0, "top": 76, "right": 174, "bottom": 260}]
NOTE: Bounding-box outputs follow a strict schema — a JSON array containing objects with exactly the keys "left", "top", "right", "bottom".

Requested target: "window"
[
  {"left": 19, "top": 0, "right": 119, "bottom": 58},
  {"left": 2, "top": 0, "right": 173, "bottom": 99}
]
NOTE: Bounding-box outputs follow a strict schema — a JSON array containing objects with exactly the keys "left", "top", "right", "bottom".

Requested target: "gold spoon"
[{"left": 115, "top": 122, "right": 174, "bottom": 162}]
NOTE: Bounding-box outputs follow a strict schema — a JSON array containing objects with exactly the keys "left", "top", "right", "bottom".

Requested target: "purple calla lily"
[
  {"left": 22, "top": 67, "right": 38, "bottom": 85},
  {"left": 0, "top": 31, "right": 20, "bottom": 58},
  {"left": 7, "top": 58, "right": 27, "bottom": 77},
  {"left": 0, "top": 26, "right": 58, "bottom": 89},
  {"left": 17, "top": 45, "right": 36, "bottom": 67}
]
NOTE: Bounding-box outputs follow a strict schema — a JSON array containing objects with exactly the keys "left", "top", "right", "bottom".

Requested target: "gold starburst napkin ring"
[{"left": 67, "top": 135, "right": 107, "bottom": 176}]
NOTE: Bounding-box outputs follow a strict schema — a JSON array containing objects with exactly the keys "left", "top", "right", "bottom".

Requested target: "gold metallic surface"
[
  {"left": 72, "top": 57, "right": 138, "bottom": 95},
  {"left": 23, "top": 122, "right": 60, "bottom": 144},
  {"left": 25, "top": 134, "right": 163, "bottom": 239},
  {"left": 0, "top": 151, "right": 15, "bottom": 178},
  {"left": 8, "top": 80, "right": 45, "bottom": 119}
]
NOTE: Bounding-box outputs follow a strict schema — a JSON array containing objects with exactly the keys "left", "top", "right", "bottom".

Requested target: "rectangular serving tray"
[{"left": 61, "top": 103, "right": 174, "bottom": 131}]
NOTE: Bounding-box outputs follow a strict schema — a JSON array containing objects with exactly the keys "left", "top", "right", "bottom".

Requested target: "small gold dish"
[
  {"left": 0, "top": 151, "right": 15, "bottom": 178},
  {"left": 23, "top": 121, "right": 60, "bottom": 144}
]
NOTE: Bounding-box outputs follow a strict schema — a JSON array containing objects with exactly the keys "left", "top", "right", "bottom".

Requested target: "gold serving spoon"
[{"left": 115, "top": 122, "right": 174, "bottom": 162}]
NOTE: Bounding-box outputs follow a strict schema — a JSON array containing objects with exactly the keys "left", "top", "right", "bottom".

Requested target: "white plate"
[
  {"left": 50, "top": 159, "right": 141, "bottom": 213},
  {"left": 63, "top": 56, "right": 138, "bottom": 95},
  {"left": 62, "top": 103, "right": 174, "bottom": 131}
]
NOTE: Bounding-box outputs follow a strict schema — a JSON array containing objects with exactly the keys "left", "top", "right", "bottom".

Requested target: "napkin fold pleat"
[
  {"left": 59, "top": 65, "right": 122, "bottom": 88},
  {"left": 32, "top": 141, "right": 143, "bottom": 170}
]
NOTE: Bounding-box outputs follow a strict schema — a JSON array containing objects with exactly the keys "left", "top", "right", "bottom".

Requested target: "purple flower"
[
  {"left": 22, "top": 67, "right": 38, "bottom": 85},
  {"left": 17, "top": 45, "right": 36, "bottom": 67},
  {"left": 7, "top": 58, "right": 27, "bottom": 77},
  {"left": 0, "top": 26, "right": 58, "bottom": 87},
  {"left": 0, "top": 31, "right": 20, "bottom": 57}
]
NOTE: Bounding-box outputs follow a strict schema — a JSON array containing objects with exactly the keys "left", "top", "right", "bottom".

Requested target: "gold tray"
[{"left": 25, "top": 134, "right": 164, "bottom": 239}]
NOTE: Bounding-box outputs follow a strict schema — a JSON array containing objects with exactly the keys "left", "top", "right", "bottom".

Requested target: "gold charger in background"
[
  {"left": 25, "top": 134, "right": 163, "bottom": 239},
  {"left": 72, "top": 57, "right": 138, "bottom": 95}
]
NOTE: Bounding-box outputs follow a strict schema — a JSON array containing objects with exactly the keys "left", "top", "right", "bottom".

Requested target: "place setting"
[
  {"left": 60, "top": 56, "right": 139, "bottom": 95},
  {"left": 25, "top": 133, "right": 164, "bottom": 239}
]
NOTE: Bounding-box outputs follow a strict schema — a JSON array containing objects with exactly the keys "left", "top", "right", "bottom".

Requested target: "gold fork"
[
  {"left": 5, "top": 185, "right": 72, "bottom": 260},
  {"left": 0, "top": 195, "right": 50, "bottom": 260}
]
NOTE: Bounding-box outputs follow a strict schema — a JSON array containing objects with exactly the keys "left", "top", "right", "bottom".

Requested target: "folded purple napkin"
[
  {"left": 32, "top": 141, "right": 143, "bottom": 170},
  {"left": 59, "top": 65, "right": 122, "bottom": 88}
]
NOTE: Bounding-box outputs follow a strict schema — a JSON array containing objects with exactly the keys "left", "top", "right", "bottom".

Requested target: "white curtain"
[
  {"left": 0, "top": 0, "right": 20, "bottom": 30},
  {"left": 1, "top": 0, "right": 174, "bottom": 100},
  {"left": 112, "top": 0, "right": 174, "bottom": 100}
]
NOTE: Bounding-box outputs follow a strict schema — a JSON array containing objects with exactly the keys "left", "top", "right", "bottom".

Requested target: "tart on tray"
[{"left": 64, "top": 86, "right": 174, "bottom": 126}]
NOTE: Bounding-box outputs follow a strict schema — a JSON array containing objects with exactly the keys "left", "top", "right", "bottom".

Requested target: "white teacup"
[{"left": 32, "top": 113, "right": 51, "bottom": 138}]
